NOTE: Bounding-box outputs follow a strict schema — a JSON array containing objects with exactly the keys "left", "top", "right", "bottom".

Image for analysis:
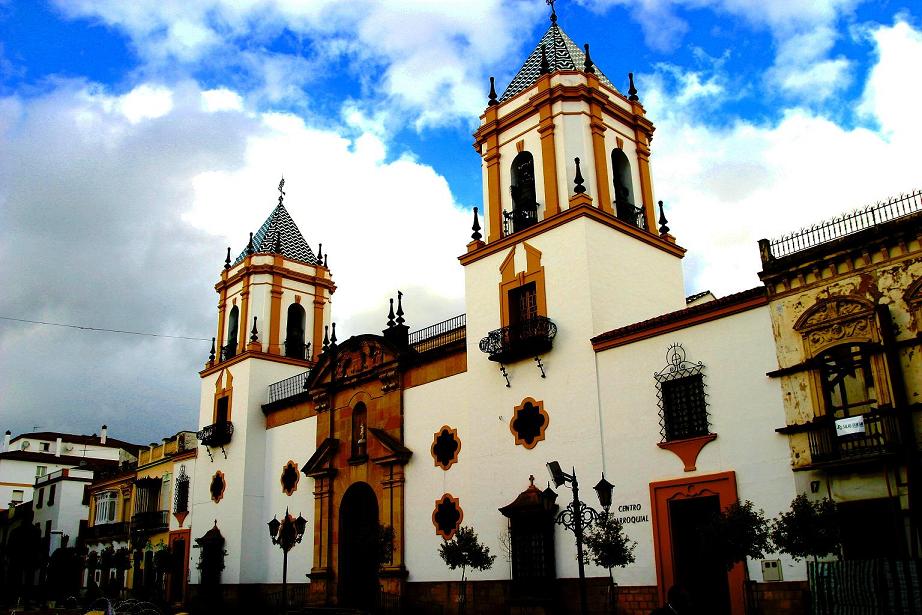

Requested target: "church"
[{"left": 188, "top": 8, "right": 922, "bottom": 615}]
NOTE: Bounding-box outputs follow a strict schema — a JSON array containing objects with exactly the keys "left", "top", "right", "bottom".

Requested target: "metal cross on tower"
[{"left": 278, "top": 176, "right": 286, "bottom": 206}]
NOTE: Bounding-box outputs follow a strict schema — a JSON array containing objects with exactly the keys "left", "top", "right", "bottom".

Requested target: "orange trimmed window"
[
  {"left": 280, "top": 460, "right": 299, "bottom": 496},
  {"left": 510, "top": 397, "right": 549, "bottom": 449},
  {"left": 431, "top": 426, "right": 461, "bottom": 470},
  {"left": 433, "top": 494, "right": 463, "bottom": 540}
]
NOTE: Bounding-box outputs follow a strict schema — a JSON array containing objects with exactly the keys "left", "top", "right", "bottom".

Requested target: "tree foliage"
[
  {"left": 702, "top": 500, "right": 772, "bottom": 571},
  {"left": 771, "top": 494, "right": 840, "bottom": 561},
  {"left": 438, "top": 526, "right": 495, "bottom": 582},
  {"left": 582, "top": 513, "right": 636, "bottom": 570}
]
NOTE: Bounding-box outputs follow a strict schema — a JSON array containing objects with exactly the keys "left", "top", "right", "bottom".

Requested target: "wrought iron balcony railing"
[
  {"left": 614, "top": 200, "right": 646, "bottom": 229},
  {"left": 807, "top": 408, "right": 902, "bottom": 465},
  {"left": 132, "top": 510, "right": 169, "bottom": 533},
  {"left": 479, "top": 316, "right": 557, "bottom": 363},
  {"left": 503, "top": 204, "right": 539, "bottom": 235},
  {"left": 197, "top": 421, "right": 234, "bottom": 447},
  {"left": 220, "top": 343, "right": 237, "bottom": 362},
  {"left": 267, "top": 371, "right": 311, "bottom": 404},
  {"left": 409, "top": 314, "right": 466, "bottom": 353},
  {"left": 284, "top": 338, "right": 311, "bottom": 360}
]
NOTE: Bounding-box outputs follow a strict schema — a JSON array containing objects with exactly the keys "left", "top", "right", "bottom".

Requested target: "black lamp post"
[
  {"left": 268, "top": 508, "right": 307, "bottom": 612},
  {"left": 547, "top": 461, "right": 614, "bottom": 615}
]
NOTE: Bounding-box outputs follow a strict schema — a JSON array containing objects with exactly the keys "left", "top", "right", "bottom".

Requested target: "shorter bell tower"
[{"left": 191, "top": 179, "right": 334, "bottom": 587}]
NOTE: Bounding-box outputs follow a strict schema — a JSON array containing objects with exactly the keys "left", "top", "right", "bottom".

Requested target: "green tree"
[
  {"left": 438, "top": 526, "right": 495, "bottom": 615},
  {"left": 771, "top": 494, "right": 840, "bottom": 561},
  {"left": 702, "top": 500, "right": 772, "bottom": 571},
  {"left": 582, "top": 512, "right": 636, "bottom": 570}
]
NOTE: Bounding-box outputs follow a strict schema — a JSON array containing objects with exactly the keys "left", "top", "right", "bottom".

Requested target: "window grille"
[
  {"left": 174, "top": 466, "right": 190, "bottom": 513},
  {"left": 655, "top": 344, "right": 710, "bottom": 442}
]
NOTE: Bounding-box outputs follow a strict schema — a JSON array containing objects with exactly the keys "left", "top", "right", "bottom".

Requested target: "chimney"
[
  {"left": 100, "top": 425, "right": 108, "bottom": 445},
  {"left": 55, "top": 437, "right": 63, "bottom": 457},
  {"left": 3, "top": 431, "right": 10, "bottom": 452}
]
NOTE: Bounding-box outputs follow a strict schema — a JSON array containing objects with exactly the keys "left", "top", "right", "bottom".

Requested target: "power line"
[{"left": 0, "top": 316, "right": 210, "bottom": 341}]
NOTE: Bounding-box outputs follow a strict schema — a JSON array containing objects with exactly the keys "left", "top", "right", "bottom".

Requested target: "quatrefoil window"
[
  {"left": 280, "top": 460, "right": 299, "bottom": 496},
  {"left": 432, "top": 494, "right": 463, "bottom": 540},
  {"left": 431, "top": 426, "right": 461, "bottom": 470},
  {"left": 210, "top": 471, "right": 226, "bottom": 503},
  {"left": 510, "top": 397, "right": 549, "bottom": 449}
]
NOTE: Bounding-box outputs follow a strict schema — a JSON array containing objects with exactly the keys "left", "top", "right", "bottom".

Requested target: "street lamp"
[
  {"left": 268, "top": 508, "right": 307, "bottom": 612},
  {"left": 546, "top": 461, "right": 614, "bottom": 615}
]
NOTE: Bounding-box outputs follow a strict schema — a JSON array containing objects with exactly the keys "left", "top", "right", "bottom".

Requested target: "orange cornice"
[
  {"left": 200, "top": 349, "right": 314, "bottom": 378},
  {"left": 216, "top": 263, "right": 337, "bottom": 294},
  {"left": 459, "top": 203, "right": 685, "bottom": 267},
  {"left": 474, "top": 78, "right": 654, "bottom": 150},
  {"left": 592, "top": 291, "right": 767, "bottom": 352}
]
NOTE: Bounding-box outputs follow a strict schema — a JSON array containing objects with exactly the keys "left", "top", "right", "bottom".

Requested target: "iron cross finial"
[
  {"left": 278, "top": 176, "right": 286, "bottom": 205},
  {"left": 546, "top": 0, "right": 557, "bottom": 22}
]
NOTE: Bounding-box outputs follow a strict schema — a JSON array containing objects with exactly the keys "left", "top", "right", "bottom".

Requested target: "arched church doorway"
[{"left": 338, "top": 482, "right": 379, "bottom": 609}]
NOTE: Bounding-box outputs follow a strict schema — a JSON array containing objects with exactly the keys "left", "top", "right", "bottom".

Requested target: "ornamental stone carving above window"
[
  {"left": 431, "top": 426, "right": 461, "bottom": 470},
  {"left": 280, "top": 460, "right": 300, "bottom": 496},
  {"left": 432, "top": 493, "right": 463, "bottom": 540},
  {"left": 509, "top": 397, "right": 549, "bottom": 449}
]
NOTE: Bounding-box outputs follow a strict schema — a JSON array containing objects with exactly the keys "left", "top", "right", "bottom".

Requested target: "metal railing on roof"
[
  {"left": 267, "top": 370, "right": 311, "bottom": 404},
  {"left": 764, "top": 190, "right": 922, "bottom": 260},
  {"left": 409, "top": 314, "right": 466, "bottom": 353}
]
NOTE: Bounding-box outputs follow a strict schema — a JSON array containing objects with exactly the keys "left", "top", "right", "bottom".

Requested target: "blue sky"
[{"left": 1, "top": 0, "right": 920, "bottom": 443}]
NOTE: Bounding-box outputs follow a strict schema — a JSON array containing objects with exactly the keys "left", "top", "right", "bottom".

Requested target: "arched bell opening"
[
  {"left": 508, "top": 151, "right": 539, "bottom": 233},
  {"left": 224, "top": 305, "right": 240, "bottom": 360},
  {"left": 611, "top": 149, "right": 643, "bottom": 228},
  {"left": 285, "top": 303, "right": 308, "bottom": 359}
]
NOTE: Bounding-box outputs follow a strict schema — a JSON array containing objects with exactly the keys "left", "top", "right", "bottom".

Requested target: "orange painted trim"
[
  {"left": 268, "top": 274, "right": 283, "bottom": 355},
  {"left": 592, "top": 293, "right": 767, "bottom": 352},
  {"left": 486, "top": 144, "right": 502, "bottom": 243},
  {"left": 636, "top": 145, "right": 657, "bottom": 231},
  {"left": 213, "top": 370, "right": 233, "bottom": 424},
  {"left": 536, "top": 76, "right": 560, "bottom": 218},
  {"left": 431, "top": 426, "right": 461, "bottom": 471},
  {"left": 657, "top": 434, "right": 717, "bottom": 471},
  {"left": 216, "top": 261, "right": 336, "bottom": 294},
  {"left": 649, "top": 471, "right": 745, "bottom": 615},
  {"left": 200, "top": 348, "right": 312, "bottom": 377},
  {"left": 433, "top": 493, "right": 463, "bottom": 540},
  {"left": 265, "top": 403, "right": 317, "bottom": 428},
  {"left": 460, "top": 203, "right": 685, "bottom": 267},
  {"left": 499, "top": 245, "right": 547, "bottom": 329},
  {"left": 312, "top": 297, "right": 325, "bottom": 362},
  {"left": 474, "top": 77, "right": 652, "bottom": 152},
  {"left": 0, "top": 481, "right": 32, "bottom": 488},
  {"left": 167, "top": 529, "right": 192, "bottom": 603},
  {"left": 238, "top": 277, "right": 251, "bottom": 355}
]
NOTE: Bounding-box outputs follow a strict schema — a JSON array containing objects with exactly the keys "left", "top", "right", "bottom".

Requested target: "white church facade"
[{"left": 186, "top": 12, "right": 922, "bottom": 615}]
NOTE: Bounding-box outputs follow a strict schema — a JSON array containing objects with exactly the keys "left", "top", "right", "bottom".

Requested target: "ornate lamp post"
[
  {"left": 268, "top": 508, "right": 307, "bottom": 612},
  {"left": 547, "top": 461, "right": 614, "bottom": 615}
]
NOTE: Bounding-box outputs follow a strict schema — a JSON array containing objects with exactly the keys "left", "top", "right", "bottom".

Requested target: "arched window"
[
  {"left": 508, "top": 152, "right": 538, "bottom": 233},
  {"left": 611, "top": 149, "right": 642, "bottom": 228},
  {"left": 285, "top": 303, "right": 307, "bottom": 359},
  {"left": 224, "top": 305, "right": 239, "bottom": 360}
]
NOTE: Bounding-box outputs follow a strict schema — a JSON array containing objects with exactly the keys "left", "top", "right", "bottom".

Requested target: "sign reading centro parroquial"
[
  {"left": 835, "top": 416, "right": 865, "bottom": 437},
  {"left": 615, "top": 503, "right": 649, "bottom": 524}
]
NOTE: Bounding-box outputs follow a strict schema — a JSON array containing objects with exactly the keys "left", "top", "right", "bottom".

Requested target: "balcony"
[
  {"left": 197, "top": 421, "right": 234, "bottom": 447},
  {"left": 220, "top": 343, "right": 237, "bottom": 362},
  {"left": 82, "top": 521, "right": 128, "bottom": 541},
  {"left": 805, "top": 408, "right": 902, "bottom": 466},
  {"left": 284, "top": 338, "right": 311, "bottom": 360},
  {"left": 132, "top": 510, "right": 169, "bottom": 533},
  {"left": 479, "top": 316, "right": 557, "bottom": 363}
]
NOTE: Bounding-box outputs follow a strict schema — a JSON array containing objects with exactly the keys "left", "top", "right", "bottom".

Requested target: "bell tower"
[
  {"left": 462, "top": 8, "right": 688, "bottom": 362},
  {"left": 191, "top": 179, "right": 334, "bottom": 587}
]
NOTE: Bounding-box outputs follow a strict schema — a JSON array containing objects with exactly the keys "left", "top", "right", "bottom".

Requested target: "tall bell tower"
[
  {"left": 191, "top": 179, "right": 334, "bottom": 587},
  {"left": 462, "top": 7, "right": 688, "bottom": 368}
]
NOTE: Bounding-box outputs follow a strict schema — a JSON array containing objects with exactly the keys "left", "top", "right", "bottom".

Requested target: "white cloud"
[
  {"left": 0, "top": 77, "right": 469, "bottom": 441},
  {"left": 51, "top": 0, "right": 544, "bottom": 128},
  {"left": 639, "top": 17, "right": 922, "bottom": 296},
  {"left": 580, "top": 0, "right": 861, "bottom": 100}
]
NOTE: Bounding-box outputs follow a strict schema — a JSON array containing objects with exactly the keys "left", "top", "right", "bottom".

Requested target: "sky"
[{"left": 0, "top": 0, "right": 919, "bottom": 444}]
